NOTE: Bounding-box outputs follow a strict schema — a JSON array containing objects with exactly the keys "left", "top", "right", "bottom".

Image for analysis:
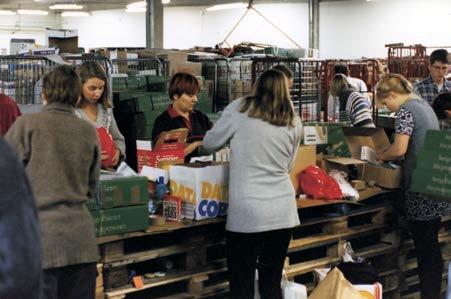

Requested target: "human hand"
[
  {"left": 101, "top": 150, "right": 109, "bottom": 161},
  {"left": 184, "top": 141, "right": 203, "bottom": 156},
  {"left": 112, "top": 149, "right": 121, "bottom": 166}
]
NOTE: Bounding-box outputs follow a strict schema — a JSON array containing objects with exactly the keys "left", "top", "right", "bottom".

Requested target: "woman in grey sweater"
[
  {"left": 203, "top": 69, "right": 302, "bottom": 299},
  {"left": 6, "top": 65, "right": 100, "bottom": 299}
]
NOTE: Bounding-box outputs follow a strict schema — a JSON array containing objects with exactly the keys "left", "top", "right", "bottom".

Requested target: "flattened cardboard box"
[
  {"left": 95, "top": 175, "right": 148, "bottom": 209},
  {"left": 290, "top": 145, "right": 316, "bottom": 195},
  {"left": 411, "top": 169, "right": 451, "bottom": 200},
  {"left": 90, "top": 205, "right": 149, "bottom": 237},
  {"left": 416, "top": 150, "right": 451, "bottom": 173},
  {"left": 423, "top": 130, "right": 451, "bottom": 151}
]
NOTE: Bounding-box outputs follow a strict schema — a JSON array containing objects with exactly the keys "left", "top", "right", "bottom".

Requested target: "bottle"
[{"left": 155, "top": 176, "right": 167, "bottom": 203}]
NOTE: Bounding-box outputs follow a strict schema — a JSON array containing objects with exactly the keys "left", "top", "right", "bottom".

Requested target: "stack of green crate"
[
  {"left": 112, "top": 75, "right": 169, "bottom": 92},
  {"left": 411, "top": 130, "right": 451, "bottom": 199},
  {"left": 88, "top": 175, "right": 150, "bottom": 237}
]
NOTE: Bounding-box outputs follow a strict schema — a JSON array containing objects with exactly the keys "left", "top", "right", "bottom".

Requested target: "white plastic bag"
[
  {"left": 254, "top": 270, "right": 307, "bottom": 299},
  {"left": 329, "top": 170, "right": 359, "bottom": 201}
]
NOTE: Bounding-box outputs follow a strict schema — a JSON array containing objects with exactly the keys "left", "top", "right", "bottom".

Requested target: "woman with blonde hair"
[
  {"left": 203, "top": 69, "right": 302, "bottom": 299},
  {"left": 376, "top": 74, "right": 449, "bottom": 299},
  {"left": 330, "top": 73, "right": 375, "bottom": 127}
]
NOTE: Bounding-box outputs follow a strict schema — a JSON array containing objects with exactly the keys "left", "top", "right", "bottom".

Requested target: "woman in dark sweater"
[
  {"left": 6, "top": 65, "right": 100, "bottom": 299},
  {"left": 151, "top": 72, "right": 212, "bottom": 162},
  {"left": 376, "top": 74, "right": 449, "bottom": 299}
]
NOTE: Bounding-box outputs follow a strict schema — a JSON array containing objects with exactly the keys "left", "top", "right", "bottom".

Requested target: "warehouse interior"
[{"left": 0, "top": 1, "right": 450, "bottom": 299}]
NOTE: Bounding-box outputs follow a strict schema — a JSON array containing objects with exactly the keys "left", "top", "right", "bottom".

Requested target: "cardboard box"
[
  {"left": 169, "top": 163, "right": 229, "bottom": 220},
  {"left": 423, "top": 130, "right": 451, "bottom": 151},
  {"left": 411, "top": 169, "right": 451, "bottom": 199},
  {"left": 416, "top": 150, "right": 451, "bottom": 173},
  {"left": 327, "top": 127, "right": 401, "bottom": 189},
  {"left": 90, "top": 205, "right": 149, "bottom": 237},
  {"left": 290, "top": 145, "right": 317, "bottom": 194},
  {"left": 175, "top": 62, "right": 202, "bottom": 76},
  {"left": 95, "top": 175, "right": 149, "bottom": 209}
]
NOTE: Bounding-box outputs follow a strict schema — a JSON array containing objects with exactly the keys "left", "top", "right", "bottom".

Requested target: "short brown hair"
[
  {"left": 169, "top": 72, "right": 200, "bottom": 100},
  {"left": 240, "top": 69, "right": 295, "bottom": 127},
  {"left": 77, "top": 61, "right": 112, "bottom": 108},
  {"left": 43, "top": 65, "right": 81, "bottom": 106},
  {"left": 273, "top": 64, "right": 293, "bottom": 80}
]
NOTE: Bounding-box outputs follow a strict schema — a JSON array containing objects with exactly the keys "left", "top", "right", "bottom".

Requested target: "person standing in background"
[
  {"left": 202, "top": 69, "right": 302, "bottom": 299},
  {"left": 328, "top": 64, "right": 369, "bottom": 121},
  {"left": 414, "top": 49, "right": 451, "bottom": 105},
  {"left": 76, "top": 61, "right": 125, "bottom": 168},
  {"left": 273, "top": 64, "right": 294, "bottom": 88},
  {"left": 376, "top": 74, "right": 449, "bottom": 299},
  {"left": 0, "top": 137, "right": 41, "bottom": 298},
  {"left": 6, "top": 65, "right": 100, "bottom": 299},
  {"left": 0, "top": 93, "right": 21, "bottom": 136}
]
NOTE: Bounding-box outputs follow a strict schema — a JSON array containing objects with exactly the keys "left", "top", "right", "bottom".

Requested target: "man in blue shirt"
[{"left": 414, "top": 49, "right": 451, "bottom": 105}]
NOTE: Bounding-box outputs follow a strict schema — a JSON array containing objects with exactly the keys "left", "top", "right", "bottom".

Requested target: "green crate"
[
  {"left": 112, "top": 77, "right": 127, "bottom": 91},
  {"left": 416, "top": 150, "right": 451, "bottom": 173},
  {"left": 424, "top": 130, "right": 451, "bottom": 151},
  {"left": 96, "top": 175, "right": 148, "bottom": 209},
  {"left": 86, "top": 197, "right": 98, "bottom": 211},
  {"left": 90, "top": 205, "right": 149, "bottom": 237},
  {"left": 137, "top": 124, "right": 153, "bottom": 140},
  {"left": 197, "top": 90, "right": 211, "bottom": 114},
  {"left": 126, "top": 76, "right": 147, "bottom": 90},
  {"left": 411, "top": 169, "right": 451, "bottom": 200}
]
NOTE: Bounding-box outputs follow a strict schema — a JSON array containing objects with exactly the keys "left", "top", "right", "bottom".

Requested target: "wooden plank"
[
  {"left": 105, "top": 260, "right": 227, "bottom": 297},
  {"left": 289, "top": 223, "right": 389, "bottom": 252}
]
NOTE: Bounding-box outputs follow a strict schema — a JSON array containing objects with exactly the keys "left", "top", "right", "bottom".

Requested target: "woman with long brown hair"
[{"left": 203, "top": 69, "right": 302, "bottom": 299}]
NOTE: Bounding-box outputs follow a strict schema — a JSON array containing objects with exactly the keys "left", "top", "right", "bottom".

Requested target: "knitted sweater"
[{"left": 5, "top": 102, "right": 100, "bottom": 269}]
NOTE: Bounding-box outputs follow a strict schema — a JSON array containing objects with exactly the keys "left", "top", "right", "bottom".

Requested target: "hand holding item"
[
  {"left": 184, "top": 141, "right": 203, "bottom": 156},
  {"left": 112, "top": 149, "right": 120, "bottom": 166}
]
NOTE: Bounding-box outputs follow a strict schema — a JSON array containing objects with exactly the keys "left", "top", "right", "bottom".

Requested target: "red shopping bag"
[
  {"left": 298, "top": 165, "right": 342, "bottom": 199},
  {"left": 96, "top": 127, "right": 117, "bottom": 169}
]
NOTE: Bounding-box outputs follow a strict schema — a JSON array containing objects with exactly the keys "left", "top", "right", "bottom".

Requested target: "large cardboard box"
[
  {"left": 327, "top": 127, "right": 401, "bottom": 189},
  {"left": 411, "top": 169, "right": 451, "bottom": 200},
  {"left": 290, "top": 145, "right": 317, "bottom": 195},
  {"left": 169, "top": 163, "right": 229, "bottom": 220},
  {"left": 94, "top": 175, "right": 149, "bottom": 209},
  {"left": 90, "top": 205, "right": 149, "bottom": 237}
]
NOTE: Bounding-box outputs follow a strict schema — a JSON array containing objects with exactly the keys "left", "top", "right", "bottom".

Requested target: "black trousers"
[
  {"left": 408, "top": 218, "right": 443, "bottom": 299},
  {"left": 226, "top": 228, "right": 293, "bottom": 299},
  {"left": 41, "top": 263, "right": 97, "bottom": 299}
]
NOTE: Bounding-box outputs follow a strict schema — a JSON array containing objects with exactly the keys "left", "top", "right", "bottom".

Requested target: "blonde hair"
[
  {"left": 375, "top": 74, "right": 413, "bottom": 105},
  {"left": 240, "top": 69, "right": 295, "bottom": 127},
  {"left": 330, "top": 74, "right": 351, "bottom": 97}
]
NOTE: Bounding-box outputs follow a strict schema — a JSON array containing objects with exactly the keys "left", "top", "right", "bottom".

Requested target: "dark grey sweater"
[
  {"left": 0, "top": 138, "right": 41, "bottom": 297},
  {"left": 5, "top": 103, "right": 100, "bottom": 269}
]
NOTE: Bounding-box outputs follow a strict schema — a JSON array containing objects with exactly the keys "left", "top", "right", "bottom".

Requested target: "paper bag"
[
  {"left": 169, "top": 163, "right": 229, "bottom": 220},
  {"left": 308, "top": 267, "right": 361, "bottom": 299}
]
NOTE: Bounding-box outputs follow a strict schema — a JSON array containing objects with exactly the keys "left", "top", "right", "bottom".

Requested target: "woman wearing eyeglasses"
[{"left": 376, "top": 74, "right": 449, "bottom": 299}]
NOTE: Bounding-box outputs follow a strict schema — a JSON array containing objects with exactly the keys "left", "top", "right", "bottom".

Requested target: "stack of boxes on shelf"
[{"left": 88, "top": 174, "right": 149, "bottom": 237}]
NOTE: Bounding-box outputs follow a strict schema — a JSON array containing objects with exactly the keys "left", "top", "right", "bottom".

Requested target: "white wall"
[
  {"left": 61, "top": 9, "right": 146, "bottom": 50},
  {"left": 0, "top": 14, "right": 57, "bottom": 54},
  {"left": 164, "top": 4, "right": 309, "bottom": 50},
  {"left": 320, "top": 0, "right": 451, "bottom": 59}
]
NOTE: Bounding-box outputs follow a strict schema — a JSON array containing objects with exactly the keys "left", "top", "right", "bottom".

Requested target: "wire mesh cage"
[
  {"left": 63, "top": 55, "right": 112, "bottom": 74},
  {"left": 111, "top": 58, "right": 165, "bottom": 76},
  {"left": 228, "top": 57, "right": 253, "bottom": 102},
  {"left": 0, "top": 56, "right": 60, "bottom": 104},
  {"left": 386, "top": 43, "right": 428, "bottom": 82},
  {"left": 298, "top": 59, "right": 322, "bottom": 122},
  {"left": 251, "top": 57, "right": 302, "bottom": 114}
]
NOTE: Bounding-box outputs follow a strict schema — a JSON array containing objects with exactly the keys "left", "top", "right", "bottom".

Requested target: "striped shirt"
[{"left": 338, "top": 90, "right": 375, "bottom": 127}]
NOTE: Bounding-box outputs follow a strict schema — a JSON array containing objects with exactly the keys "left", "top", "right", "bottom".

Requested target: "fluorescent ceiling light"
[
  {"left": 125, "top": 7, "right": 146, "bottom": 13},
  {"left": 162, "top": 0, "right": 170, "bottom": 4},
  {"left": 206, "top": 2, "right": 247, "bottom": 11},
  {"left": 50, "top": 4, "right": 83, "bottom": 10},
  {"left": 61, "top": 11, "right": 90, "bottom": 17},
  {"left": 18, "top": 9, "right": 49, "bottom": 15},
  {"left": 126, "top": 1, "right": 146, "bottom": 9},
  {"left": 0, "top": 10, "right": 16, "bottom": 15}
]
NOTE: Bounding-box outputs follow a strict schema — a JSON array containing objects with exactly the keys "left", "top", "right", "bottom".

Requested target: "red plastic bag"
[
  {"left": 298, "top": 165, "right": 342, "bottom": 199},
  {"left": 96, "top": 127, "right": 117, "bottom": 169}
]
